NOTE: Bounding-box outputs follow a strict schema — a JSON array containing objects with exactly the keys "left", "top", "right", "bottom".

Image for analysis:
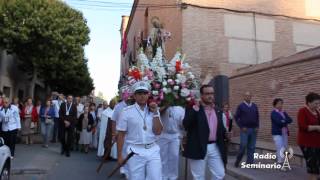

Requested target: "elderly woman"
[
  {"left": 271, "top": 98, "right": 292, "bottom": 165},
  {"left": 0, "top": 97, "right": 21, "bottom": 157},
  {"left": 298, "top": 92, "right": 320, "bottom": 180}
]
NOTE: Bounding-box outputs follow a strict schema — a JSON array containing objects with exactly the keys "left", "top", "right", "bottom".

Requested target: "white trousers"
[
  {"left": 189, "top": 143, "right": 225, "bottom": 180},
  {"left": 127, "top": 144, "right": 162, "bottom": 180},
  {"left": 272, "top": 134, "right": 288, "bottom": 163},
  {"left": 157, "top": 137, "right": 180, "bottom": 180},
  {"left": 120, "top": 141, "right": 129, "bottom": 178}
]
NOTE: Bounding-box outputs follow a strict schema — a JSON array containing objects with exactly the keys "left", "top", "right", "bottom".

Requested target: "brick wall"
[
  {"left": 229, "top": 47, "right": 320, "bottom": 145},
  {"left": 181, "top": 6, "right": 320, "bottom": 82}
]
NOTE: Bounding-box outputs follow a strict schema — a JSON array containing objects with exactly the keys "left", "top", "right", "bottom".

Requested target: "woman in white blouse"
[{"left": 0, "top": 97, "right": 21, "bottom": 158}]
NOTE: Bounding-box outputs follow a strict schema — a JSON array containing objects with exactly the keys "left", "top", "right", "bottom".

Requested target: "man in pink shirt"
[{"left": 183, "top": 84, "right": 227, "bottom": 180}]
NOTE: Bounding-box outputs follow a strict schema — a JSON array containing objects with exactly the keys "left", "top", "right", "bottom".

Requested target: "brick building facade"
[
  {"left": 120, "top": 0, "right": 320, "bottom": 143},
  {"left": 121, "top": 0, "right": 320, "bottom": 80}
]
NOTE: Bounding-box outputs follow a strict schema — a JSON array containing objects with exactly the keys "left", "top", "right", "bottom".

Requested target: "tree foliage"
[{"left": 0, "top": 0, "right": 94, "bottom": 96}]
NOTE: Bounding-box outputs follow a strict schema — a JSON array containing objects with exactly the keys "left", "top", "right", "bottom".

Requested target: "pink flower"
[
  {"left": 155, "top": 83, "right": 161, "bottom": 89},
  {"left": 167, "top": 79, "right": 175, "bottom": 86},
  {"left": 159, "top": 91, "right": 164, "bottom": 100}
]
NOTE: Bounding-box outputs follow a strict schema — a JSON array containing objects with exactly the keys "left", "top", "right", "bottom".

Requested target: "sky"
[{"left": 65, "top": 0, "right": 134, "bottom": 101}]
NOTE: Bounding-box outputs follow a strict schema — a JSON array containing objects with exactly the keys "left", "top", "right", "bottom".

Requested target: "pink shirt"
[{"left": 204, "top": 105, "right": 217, "bottom": 141}]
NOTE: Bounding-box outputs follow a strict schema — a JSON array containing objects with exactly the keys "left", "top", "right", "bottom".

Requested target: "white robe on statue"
[{"left": 97, "top": 107, "right": 113, "bottom": 157}]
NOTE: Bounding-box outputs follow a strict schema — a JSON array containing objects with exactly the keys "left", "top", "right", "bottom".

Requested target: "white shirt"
[
  {"left": 244, "top": 101, "right": 252, "bottom": 107},
  {"left": 76, "top": 103, "right": 84, "bottom": 119},
  {"left": 117, "top": 103, "right": 161, "bottom": 145},
  {"left": 0, "top": 105, "right": 21, "bottom": 131},
  {"left": 160, "top": 106, "right": 185, "bottom": 138},
  {"left": 52, "top": 99, "right": 64, "bottom": 118},
  {"left": 111, "top": 101, "right": 128, "bottom": 123}
]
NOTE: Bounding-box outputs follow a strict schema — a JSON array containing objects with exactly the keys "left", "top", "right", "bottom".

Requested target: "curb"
[{"left": 12, "top": 168, "right": 47, "bottom": 175}]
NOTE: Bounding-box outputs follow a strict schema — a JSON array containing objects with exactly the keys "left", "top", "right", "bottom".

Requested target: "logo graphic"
[{"left": 280, "top": 147, "right": 294, "bottom": 171}]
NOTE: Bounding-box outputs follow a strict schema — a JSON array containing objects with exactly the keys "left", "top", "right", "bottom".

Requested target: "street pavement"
[
  {"left": 11, "top": 143, "right": 122, "bottom": 180},
  {"left": 11, "top": 143, "right": 238, "bottom": 180},
  {"left": 11, "top": 140, "right": 307, "bottom": 180}
]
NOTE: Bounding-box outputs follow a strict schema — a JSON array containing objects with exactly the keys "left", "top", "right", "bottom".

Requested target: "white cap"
[{"left": 132, "top": 81, "right": 150, "bottom": 93}]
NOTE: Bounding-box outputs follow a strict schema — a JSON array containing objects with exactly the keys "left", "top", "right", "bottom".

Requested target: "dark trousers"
[
  {"left": 236, "top": 128, "right": 257, "bottom": 164},
  {"left": 60, "top": 127, "right": 73, "bottom": 154},
  {"left": 2, "top": 129, "right": 18, "bottom": 157},
  {"left": 74, "top": 128, "right": 80, "bottom": 150},
  {"left": 52, "top": 118, "right": 59, "bottom": 141}
]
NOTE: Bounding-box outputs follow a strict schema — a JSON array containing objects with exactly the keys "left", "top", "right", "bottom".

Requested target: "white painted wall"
[
  {"left": 229, "top": 39, "right": 256, "bottom": 64},
  {"left": 225, "top": 14, "right": 254, "bottom": 39},
  {"left": 225, "top": 14, "right": 275, "bottom": 64},
  {"left": 293, "top": 22, "right": 320, "bottom": 46}
]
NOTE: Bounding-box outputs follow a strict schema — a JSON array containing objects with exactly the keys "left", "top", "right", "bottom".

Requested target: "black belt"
[{"left": 208, "top": 141, "right": 216, "bottom": 144}]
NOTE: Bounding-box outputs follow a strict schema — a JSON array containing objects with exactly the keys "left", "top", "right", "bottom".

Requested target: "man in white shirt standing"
[
  {"left": 158, "top": 105, "right": 185, "bottom": 180},
  {"left": 0, "top": 97, "right": 21, "bottom": 158},
  {"left": 117, "top": 81, "right": 163, "bottom": 180}
]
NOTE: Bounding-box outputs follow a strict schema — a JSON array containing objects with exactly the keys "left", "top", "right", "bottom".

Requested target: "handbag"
[{"left": 45, "top": 118, "right": 53, "bottom": 124}]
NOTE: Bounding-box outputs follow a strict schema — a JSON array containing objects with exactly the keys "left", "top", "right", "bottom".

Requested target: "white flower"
[
  {"left": 152, "top": 91, "right": 159, "bottom": 96},
  {"left": 175, "top": 79, "right": 181, "bottom": 84},
  {"left": 176, "top": 74, "right": 182, "bottom": 79},
  {"left": 180, "top": 88, "right": 190, "bottom": 97},
  {"left": 179, "top": 75, "right": 187, "bottom": 83},
  {"left": 162, "top": 81, "right": 167, "bottom": 86},
  {"left": 167, "top": 66, "right": 176, "bottom": 74},
  {"left": 167, "top": 79, "right": 173, "bottom": 83},
  {"left": 190, "top": 75, "right": 195, "bottom": 79},
  {"left": 162, "top": 88, "right": 168, "bottom": 94},
  {"left": 186, "top": 97, "right": 191, "bottom": 101},
  {"left": 187, "top": 72, "right": 193, "bottom": 76},
  {"left": 142, "top": 76, "right": 149, "bottom": 81},
  {"left": 173, "top": 86, "right": 180, "bottom": 91}
]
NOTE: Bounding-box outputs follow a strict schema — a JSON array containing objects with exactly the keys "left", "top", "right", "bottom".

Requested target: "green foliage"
[{"left": 0, "top": 0, "right": 94, "bottom": 96}]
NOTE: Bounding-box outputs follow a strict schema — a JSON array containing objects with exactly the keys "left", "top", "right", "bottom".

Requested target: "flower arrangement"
[{"left": 124, "top": 46, "right": 199, "bottom": 107}]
